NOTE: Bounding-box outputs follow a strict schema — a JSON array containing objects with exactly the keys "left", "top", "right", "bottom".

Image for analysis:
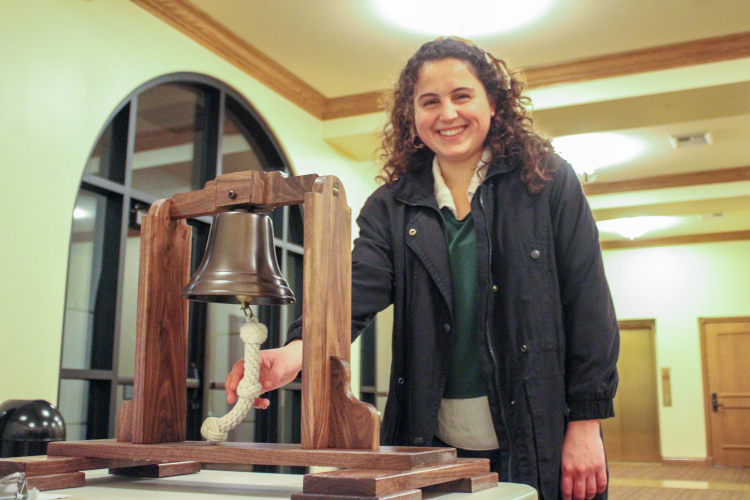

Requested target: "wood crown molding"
[
  {"left": 131, "top": 0, "right": 327, "bottom": 118},
  {"left": 601, "top": 230, "right": 750, "bottom": 250},
  {"left": 523, "top": 31, "right": 750, "bottom": 88},
  {"left": 131, "top": 1, "right": 750, "bottom": 120},
  {"left": 583, "top": 165, "right": 750, "bottom": 196},
  {"left": 326, "top": 31, "right": 750, "bottom": 119}
]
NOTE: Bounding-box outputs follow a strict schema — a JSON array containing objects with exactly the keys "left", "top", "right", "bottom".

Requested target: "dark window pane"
[
  {"left": 289, "top": 205, "right": 304, "bottom": 246},
  {"left": 58, "top": 378, "right": 112, "bottom": 441},
  {"left": 270, "top": 206, "right": 283, "bottom": 242},
  {"left": 62, "top": 190, "right": 121, "bottom": 370},
  {"left": 84, "top": 105, "right": 128, "bottom": 183},
  {"left": 361, "top": 392, "right": 376, "bottom": 407},
  {"left": 286, "top": 251, "right": 304, "bottom": 330},
  {"left": 117, "top": 200, "right": 149, "bottom": 381},
  {"left": 132, "top": 84, "right": 202, "bottom": 198},
  {"left": 221, "top": 104, "right": 265, "bottom": 174},
  {"left": 85, "top": 380, "right": 112, "bottom": 439}
]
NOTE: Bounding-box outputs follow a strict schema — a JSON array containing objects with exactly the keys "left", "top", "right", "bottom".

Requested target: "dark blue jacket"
[{"left": 291, "top": 156, "right": 619, "bottom": 500}]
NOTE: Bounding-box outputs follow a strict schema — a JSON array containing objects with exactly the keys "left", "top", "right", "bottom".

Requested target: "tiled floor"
[{"left": 609, "top": 463, "right": 750, "bottom": 500}]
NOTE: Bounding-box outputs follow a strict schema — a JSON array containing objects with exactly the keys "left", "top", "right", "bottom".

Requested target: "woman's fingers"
[{"left": 225, "top": 341, "right": 304, "bottom": 407}]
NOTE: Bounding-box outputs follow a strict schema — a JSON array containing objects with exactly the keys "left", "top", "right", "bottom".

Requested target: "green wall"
[{"left": 0, "top": 0, "right": 374, "bottom": 407}]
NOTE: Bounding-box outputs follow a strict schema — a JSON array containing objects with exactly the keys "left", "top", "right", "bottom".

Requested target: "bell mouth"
[
  {"left": 180, "top": 211, "right": 296, "bottom": 306},
  {"left": 181, "top": 273, "right": 295, "bottom": 305}
]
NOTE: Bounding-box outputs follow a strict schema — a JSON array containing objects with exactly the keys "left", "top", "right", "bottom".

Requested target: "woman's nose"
[{"left": 439, "top": 101, "right": 458, "bottom": 121}]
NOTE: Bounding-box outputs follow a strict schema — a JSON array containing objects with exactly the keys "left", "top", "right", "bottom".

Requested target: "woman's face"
[{"left": 413, "top": 58, "right": 495, "bottom": 171}]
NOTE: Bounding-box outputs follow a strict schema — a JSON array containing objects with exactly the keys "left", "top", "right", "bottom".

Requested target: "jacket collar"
[
  {"left": 392, "top": 163, "right": 438, "bottom": 208},
  {"left": 392, "top": 154, "right": 518, "bottom": 207},
  {"left": 485, "top": 154, "right": 519, "bottom": 179}
]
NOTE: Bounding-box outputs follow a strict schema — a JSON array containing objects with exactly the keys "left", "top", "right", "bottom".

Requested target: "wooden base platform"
[
  {"left": 47, "top": 440, "right": 457, "bottom": 470},
  {"left": 293, "top": 459, "right": 497, "bottom": 500},
  {"left": 1, "top": 442, "right": 499, "bottom": 499},
  {"left": 0, "top": 455, "right": 201, "bottom": 491}
]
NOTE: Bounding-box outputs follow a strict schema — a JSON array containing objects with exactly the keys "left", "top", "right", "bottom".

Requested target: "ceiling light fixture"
[
  {"left": 73, "top": 208, "right": 88, "bottom": 219},
  {"left": 371, "top": 0, "right": 555, "bottom": 37},
  {"left": 597, "top": 216, "right": 680, "bottom": 240},
  {"left": 552, "top": 133, "right": 647, "bottom": 176}
]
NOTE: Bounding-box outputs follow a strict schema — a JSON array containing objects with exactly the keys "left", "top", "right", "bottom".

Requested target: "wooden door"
[
  {"left": 601, "top": 320, "right": 661, "bottom": 462},
  {"left": 701, "top": 318, "right": 750, "bottom": 466}
]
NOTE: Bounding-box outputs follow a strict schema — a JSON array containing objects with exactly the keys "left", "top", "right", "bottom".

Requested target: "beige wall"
[
  {"left": 0, "top": 0, "right": 375, "bottom": 407},
  {"left": 602, "top": 240, "right": 750, "bottom": 459}
]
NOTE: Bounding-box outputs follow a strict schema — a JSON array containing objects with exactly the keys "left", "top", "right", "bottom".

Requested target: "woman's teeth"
[{"left": 440, "top": 127, "right": 465, "bottom": 137}]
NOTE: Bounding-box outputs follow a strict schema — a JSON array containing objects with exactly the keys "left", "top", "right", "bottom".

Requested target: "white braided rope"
[{"left": 201, "top": 316, "right": 267, "bottom": 444}]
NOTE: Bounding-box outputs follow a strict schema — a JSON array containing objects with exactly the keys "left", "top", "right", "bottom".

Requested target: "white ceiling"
[{"left": 164, "top": 0, "right": 750, "bottom": 245}]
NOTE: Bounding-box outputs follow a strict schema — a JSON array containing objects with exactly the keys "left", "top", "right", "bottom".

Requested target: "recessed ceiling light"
[
  {"left": 597, "top": 216, "right": 680, "bottom": 240},
  {"left": 552, "top": 133, "right": 647, "bottom": 175},
  {"left": 371, "top": 0, "right": 555, "bottom": 37}
]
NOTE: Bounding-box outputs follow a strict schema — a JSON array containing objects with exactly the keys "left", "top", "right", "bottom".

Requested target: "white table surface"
[{"left": 48, "top": 468, "right": 538, "bottom": 500}]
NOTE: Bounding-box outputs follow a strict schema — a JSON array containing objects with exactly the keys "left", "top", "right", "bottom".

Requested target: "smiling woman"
[{"left": 370, "top": 0, "right": 555, "bottom": 36}]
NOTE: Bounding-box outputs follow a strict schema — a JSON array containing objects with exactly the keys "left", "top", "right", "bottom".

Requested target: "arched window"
[{"left": 59, "top": 74, "right": 304, "bottom": 453}]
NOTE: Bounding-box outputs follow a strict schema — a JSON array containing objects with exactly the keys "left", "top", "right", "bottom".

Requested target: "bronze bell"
[{"left": 181, "top": 211, "right": 295, "bottom": 306}]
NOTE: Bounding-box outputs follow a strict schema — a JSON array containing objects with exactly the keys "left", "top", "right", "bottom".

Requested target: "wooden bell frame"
[{"left": 0, "top": 171, "right": 498, "bottom": 500}]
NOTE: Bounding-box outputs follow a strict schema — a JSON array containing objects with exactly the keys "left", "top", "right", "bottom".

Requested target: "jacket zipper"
[
  {"left": 403, "top": 194, "right": 512, "bottom": 479},
  {"left": 479, "top": 187, "right": 513, "bottom": 482}
]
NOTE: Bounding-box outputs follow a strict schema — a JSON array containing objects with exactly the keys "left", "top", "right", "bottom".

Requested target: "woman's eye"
[{"left": 454, "top": 94, "right": 471, "bottom": 102}]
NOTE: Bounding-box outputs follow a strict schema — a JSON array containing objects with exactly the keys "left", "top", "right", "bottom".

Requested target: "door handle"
[{"left": 712, "top": 393, "right": 724, "bottom": 412}]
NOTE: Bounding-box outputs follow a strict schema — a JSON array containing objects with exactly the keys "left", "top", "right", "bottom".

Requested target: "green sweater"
[{"left": 441, "top": 208, "right": 486, "bottom": 400}]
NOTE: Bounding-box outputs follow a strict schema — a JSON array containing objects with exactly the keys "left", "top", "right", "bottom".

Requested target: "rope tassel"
[{"left": 201, "top": 315, "right": 267, "bottom": 444}]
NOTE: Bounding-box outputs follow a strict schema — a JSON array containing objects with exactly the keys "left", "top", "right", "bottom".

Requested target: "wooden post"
[
  {"left": 121, "top": 199, "right": 192, "bottom": 444},
  {"left": 301, "top": 176, "right": 379, "bottom": 450}
]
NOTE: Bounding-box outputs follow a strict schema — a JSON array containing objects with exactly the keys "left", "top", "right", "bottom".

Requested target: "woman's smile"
[
  {"left": 439, "top": 126, "right": 467, "bottom": 137},
  {"left": 414, "top": 58, "right": 494, "bottom": 171}
]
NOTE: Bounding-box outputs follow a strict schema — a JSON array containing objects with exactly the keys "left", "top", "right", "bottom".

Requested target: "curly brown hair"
[{"left": 378, "top": 37, "right": 559, "bottom": 193}]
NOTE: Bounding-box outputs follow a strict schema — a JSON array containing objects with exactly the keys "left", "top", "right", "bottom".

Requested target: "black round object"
[{"left": 0, "top": 399, "right": 66, "bottom": 457}]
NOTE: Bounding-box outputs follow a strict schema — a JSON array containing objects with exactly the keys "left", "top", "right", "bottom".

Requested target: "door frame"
[
  {"left": 611, "top": 319, "right": 662, "bottom": 462},
  {"left": 699, "top": 316, "right": 750, "bottom": 466}
]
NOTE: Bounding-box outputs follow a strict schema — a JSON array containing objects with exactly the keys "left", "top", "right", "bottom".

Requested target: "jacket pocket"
[{"left": 525, "top": 373, "right": 566, "bottom": 500}]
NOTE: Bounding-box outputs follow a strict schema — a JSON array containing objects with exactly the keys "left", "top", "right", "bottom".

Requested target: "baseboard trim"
[{"left": 661, "top": 457, "right": 713, "bottom": 467}]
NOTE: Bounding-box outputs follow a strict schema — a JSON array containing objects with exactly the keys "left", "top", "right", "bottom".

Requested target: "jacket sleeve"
[
  {"left": 548, "top": 160, "right": 619, "bottom": 421},
  {"left": 287, "top": 189, "right": 395, "bottom": 343}
]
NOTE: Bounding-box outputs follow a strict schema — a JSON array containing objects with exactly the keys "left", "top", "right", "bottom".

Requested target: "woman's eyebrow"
[{"left": 416, "top": 87, "right": 475, "bottom": 100}]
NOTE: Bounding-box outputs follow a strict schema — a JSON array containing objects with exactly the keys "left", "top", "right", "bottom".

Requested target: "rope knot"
[
  {"left": 240, "top": 317, "right": 268, "bottom": 344},
  {"left": 201, "top": 417, "right": 227, "bottom": 443}
]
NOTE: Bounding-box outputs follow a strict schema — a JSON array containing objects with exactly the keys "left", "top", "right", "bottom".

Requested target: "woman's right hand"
[{"left": 225, "top": 339, "right": 303, "bottom": 409}]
